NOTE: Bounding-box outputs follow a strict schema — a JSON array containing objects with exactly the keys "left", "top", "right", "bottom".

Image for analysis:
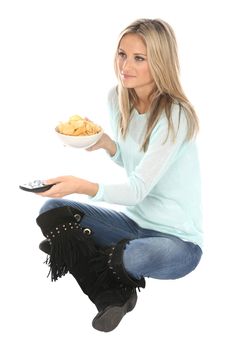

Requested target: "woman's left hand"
[{"left": 37, "top": 176, "right": 98, "bottom": 198}]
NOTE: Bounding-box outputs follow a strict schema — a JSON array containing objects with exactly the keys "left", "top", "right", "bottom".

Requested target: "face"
[{"left": 116, "top": 33, "right": 155, "bottom": 93}]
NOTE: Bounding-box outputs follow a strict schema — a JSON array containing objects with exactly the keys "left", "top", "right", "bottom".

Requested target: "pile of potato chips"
[{"left": 57, "top": 115, "right": 102, "bottom": 136}]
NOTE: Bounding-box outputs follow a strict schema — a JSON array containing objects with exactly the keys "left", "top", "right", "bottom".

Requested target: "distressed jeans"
[{"left": 39, "top": 199, "right": 202, "bottom": 280}]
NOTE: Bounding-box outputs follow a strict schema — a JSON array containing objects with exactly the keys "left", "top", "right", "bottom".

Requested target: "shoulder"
[
  {"left": 158, "top": 102, "right": 187, "bottom": 130},
  {"left": 171, "top": 101, "right": 187, "bottom": 123},
  {"left": 150, "top": 102, "right": 188, "bottom": 144}
]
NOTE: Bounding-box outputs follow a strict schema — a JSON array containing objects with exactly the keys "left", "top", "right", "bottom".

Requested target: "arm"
[
  {"left": 37, "top": 176, "right": 99, "bottom": 198},
  {"left": 39, "top": 106, "right": 187, "bottom": 202},
  {"left": 86, "top": 133, "right": 117, "bottom": 157},
  {"left": 86, "top": 132, "right": 124, "bottom": 167},
  {"left": 91, "top": 107, "right": 189, "bottom": 206}
]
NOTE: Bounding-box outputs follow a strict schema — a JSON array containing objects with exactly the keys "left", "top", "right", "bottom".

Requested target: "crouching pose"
[{"left": 36, "top": 18, "right": 203, "bottom": 332}]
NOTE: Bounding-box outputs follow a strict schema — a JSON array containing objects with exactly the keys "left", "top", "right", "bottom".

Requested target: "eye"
[
  {"left": 135, "top": 55, "right": 145, "bottom": 61},
  {"left": 118, "top": 51, "right": 126, "bottom": 59}
]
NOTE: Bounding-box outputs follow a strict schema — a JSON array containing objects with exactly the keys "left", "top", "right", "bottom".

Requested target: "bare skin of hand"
[
  {"left": 37, "top": 176, "right": 99, "bottom": 198},
  {"left": 86, "top": 133, "right": 117, "bottom": 156}
]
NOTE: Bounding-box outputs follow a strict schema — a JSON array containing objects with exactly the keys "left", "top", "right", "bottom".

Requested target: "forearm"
[
  {"left": 78, "top": 178, "right": 99, "bottom": 197},
  {"left": 87, "top": 133, "right": 116, "bottom": 156},
  {"left": 102, "top": 135, "right": 123, "bottom": 166},
  {"left": 104, "top": 139, "right": 117, "bottom": 157},
  {"left": 40, "top": 176, "right": 99, "bottom": 198}
]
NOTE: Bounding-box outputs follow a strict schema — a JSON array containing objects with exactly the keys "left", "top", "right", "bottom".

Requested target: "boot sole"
[{"left": 92, "top": 291, "right": 137, "bottom": 332}]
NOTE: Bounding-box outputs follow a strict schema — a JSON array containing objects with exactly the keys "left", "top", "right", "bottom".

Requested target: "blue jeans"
[{"left": 39, "top": 199, "right": 202, "bottom": 280}]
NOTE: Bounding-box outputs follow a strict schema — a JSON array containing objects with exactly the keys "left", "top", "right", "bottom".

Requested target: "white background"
[{"left": 0, "top": 0, "right": 233, "bottom": 349}]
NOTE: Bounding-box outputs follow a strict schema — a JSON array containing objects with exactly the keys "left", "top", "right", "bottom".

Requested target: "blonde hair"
[{"left": 114, "top": 18, "right": 199, "bottom": 151}]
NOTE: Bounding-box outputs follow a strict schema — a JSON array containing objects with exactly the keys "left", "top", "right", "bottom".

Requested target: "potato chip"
[
  {"left": 69, "top": 115, "right": 83, "bottom": 121},
  {"left": 57, "top": 115, "right": 101, "bottom": 136}
]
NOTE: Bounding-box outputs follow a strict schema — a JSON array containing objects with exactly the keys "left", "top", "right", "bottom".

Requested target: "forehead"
[{"left": 119, "top": 33, "right": 147, "bottom": 53}]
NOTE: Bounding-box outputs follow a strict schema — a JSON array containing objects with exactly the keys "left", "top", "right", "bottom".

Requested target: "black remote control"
[{"left": 19, "top": 180, "right": 54, "bottom": 193}]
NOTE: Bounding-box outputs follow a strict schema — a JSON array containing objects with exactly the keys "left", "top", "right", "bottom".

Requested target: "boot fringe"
[
  {"left": 36, "top": 206, "right": 96, "bottom": 282},
  {"left": 45, "top": 228, "right": 96, "bottom": 282}
]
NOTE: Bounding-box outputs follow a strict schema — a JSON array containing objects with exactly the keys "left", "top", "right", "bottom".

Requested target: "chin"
[{"left": 121, "top": 81, "right": 136, "bottom": 89}]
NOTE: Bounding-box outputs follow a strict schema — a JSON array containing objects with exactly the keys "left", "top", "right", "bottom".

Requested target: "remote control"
[{"left": 19, "top": 180, "right": 54, "bottom": 193}]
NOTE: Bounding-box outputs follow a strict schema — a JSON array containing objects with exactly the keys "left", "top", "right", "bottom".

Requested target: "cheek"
[{"left": 141, "top": 66, "right": 153, "bottom": 80}]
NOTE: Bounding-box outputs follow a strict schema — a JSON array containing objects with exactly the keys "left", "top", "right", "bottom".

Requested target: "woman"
[{"left": 36, "top": 18, "right": 203, "bottom": 332}]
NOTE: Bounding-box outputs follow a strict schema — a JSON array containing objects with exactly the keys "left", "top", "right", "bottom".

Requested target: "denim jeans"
[{"left": 39, "top": 199, "right": 202, "bottom": 280}]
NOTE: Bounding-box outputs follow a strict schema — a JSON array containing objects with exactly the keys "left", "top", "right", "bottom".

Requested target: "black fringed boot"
[
  {"left": 89, "top": 239, "right": 146, "bottom": 332},
  {"left": 37, "top": 209, "right": 145, "bottom": 332},
  {"left": 39, "top": 237, "right": 145, "bottom": 331},
  {"left": 36, "top": 206, "right": 97, "bottom": 282}
]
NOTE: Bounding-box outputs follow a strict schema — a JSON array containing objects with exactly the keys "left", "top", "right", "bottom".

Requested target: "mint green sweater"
[{"left": 91, "top": 88, "right": 203, "bottom": 248}]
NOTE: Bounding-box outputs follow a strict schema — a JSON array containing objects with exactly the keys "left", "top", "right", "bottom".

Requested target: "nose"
[{"left": 121, "top": 57, "right": 133, "bottom": 72}]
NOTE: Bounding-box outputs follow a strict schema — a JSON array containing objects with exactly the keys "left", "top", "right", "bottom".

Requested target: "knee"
[
  {"left": 123, "top": 240, "right": 149, "bottom": 280},
  {"left": 39, "top": 199, "right": 65, "bottom": 214}
]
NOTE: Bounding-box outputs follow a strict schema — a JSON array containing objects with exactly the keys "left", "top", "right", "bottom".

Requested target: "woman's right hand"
[{"left": 86, "top": 133, "right": 117, "bottom": 157}]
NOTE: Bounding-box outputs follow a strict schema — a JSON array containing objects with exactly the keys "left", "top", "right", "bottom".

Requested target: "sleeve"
[
  {"left": 107, "top": 87, "right": 124, "bottom": 167},
  {"left": 91, "top": 104, "right": 188, "bottom": 206}
]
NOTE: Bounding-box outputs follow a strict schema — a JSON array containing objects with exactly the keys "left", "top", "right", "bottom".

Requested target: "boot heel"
[
  {"left": 92, "top": 305, "right": 124, "bottom": 332},
  {"left": 92, "top": 290, "right": 137, "bottom": 332}
]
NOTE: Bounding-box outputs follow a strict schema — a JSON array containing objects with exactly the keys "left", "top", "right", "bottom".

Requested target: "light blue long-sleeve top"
[{"left": 91, "top": 88, "right": 203, "bottom": 248}]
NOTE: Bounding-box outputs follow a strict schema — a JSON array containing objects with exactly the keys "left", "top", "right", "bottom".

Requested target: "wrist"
[
  {"left": 78, "top": 179, "right": 99, "bottom": 197},
  {"left": 105, "top": 139, "right": 117, "bottom": 157}
]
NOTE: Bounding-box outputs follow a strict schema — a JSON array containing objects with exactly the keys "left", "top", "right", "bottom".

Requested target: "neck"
[
  {"left": 134, "top": 95, "right": 151, "bottom": 114},
  {"left": 135, "top": 103, "right": 148, "bottom": 114},
  {"left": 133, "top": 85, "right": 156, "bottom": 114}
]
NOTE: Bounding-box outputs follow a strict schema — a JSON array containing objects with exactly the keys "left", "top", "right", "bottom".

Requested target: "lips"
[{"left": 120, "top": 73, "right": 135, "bottom": 79}]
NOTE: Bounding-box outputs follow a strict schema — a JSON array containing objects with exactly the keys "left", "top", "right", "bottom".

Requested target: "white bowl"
[{"left": 55, "top": 128, "right": 104, "bottom": 148}]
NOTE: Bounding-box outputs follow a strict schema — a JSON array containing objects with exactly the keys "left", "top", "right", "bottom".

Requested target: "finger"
[
  {"left": 37, "top": 188, "right": 61, "bottom": 198},
  {"left": 85, "top": 145, "right": 94, "bottom": 151},
  {"left": 43, "top": 177, "right": 61, "bottom": 185},
  {"left": 37, "top": 181, "right": 60, "bottom": 196}
]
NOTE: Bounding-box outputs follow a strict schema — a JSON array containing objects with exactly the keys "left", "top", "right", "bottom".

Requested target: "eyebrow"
[{"left": 118, "top": 48, "right": 147, "bottom": 56}]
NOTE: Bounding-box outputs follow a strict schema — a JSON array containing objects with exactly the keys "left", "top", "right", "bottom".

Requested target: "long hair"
[{"left": 114, "top": 18, "right": 199, "bottom": 151}]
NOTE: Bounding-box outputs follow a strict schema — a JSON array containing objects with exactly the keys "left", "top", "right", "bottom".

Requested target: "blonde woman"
[{"left": 36, "top": 18, "right": 203, "bottom": 332}]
